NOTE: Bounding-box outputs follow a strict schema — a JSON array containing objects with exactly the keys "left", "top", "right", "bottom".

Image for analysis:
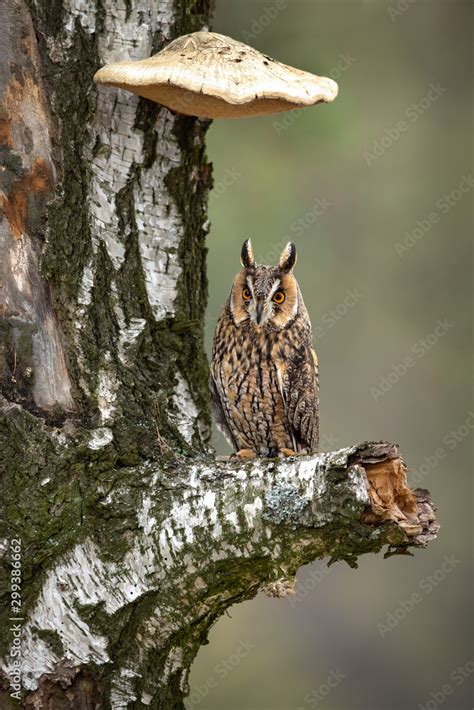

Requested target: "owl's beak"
[{"left": 255, "top": 303, "right": 264, "bottom": 325}]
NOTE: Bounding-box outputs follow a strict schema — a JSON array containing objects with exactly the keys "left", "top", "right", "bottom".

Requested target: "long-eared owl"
[{"left": 210, "top": 240, "right": 319, "bottom": 458}]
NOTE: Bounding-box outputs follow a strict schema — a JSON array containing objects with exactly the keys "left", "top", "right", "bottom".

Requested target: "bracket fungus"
[{"left": 93, "top": 31, "right": 338, "bottom": 119}]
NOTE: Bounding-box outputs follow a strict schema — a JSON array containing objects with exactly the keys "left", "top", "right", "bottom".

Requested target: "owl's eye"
[
  {"left": 242, "top": 288, "right": 252, "bottom": 301},
  {"left": 272, "top": 290, "right": 285, "bottom": 304}
]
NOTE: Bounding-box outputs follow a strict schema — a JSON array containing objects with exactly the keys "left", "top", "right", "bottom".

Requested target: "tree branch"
[{"left": 1, "top": 441, "right": 438, "bottom": 708}]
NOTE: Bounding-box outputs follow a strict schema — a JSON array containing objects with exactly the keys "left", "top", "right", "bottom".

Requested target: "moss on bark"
[{"left": 19, "top": 0, "right": 215, "bottom": 457}]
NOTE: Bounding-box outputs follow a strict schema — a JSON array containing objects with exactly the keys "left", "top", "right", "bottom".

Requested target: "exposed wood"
[{"left": 0, "top": 1, "right": 75, "bottom": 412}]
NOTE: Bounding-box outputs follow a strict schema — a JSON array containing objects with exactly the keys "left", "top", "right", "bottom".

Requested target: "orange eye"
[
  {"left": 242, "top": 288, "right": 252, "bottom": 301},
  {"left": 272, "top": 290, "right": 285, "bottom": 304}
]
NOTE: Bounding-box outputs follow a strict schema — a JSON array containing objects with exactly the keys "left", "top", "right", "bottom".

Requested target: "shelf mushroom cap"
[{"left": 93, "top": 31, "right": 338, "bottom": 119}]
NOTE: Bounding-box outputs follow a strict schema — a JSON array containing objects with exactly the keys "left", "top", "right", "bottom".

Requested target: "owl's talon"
[
  {"left": 278, "top": 448, "right": 298, "bottom": 458},
  {"left": 232, "top": 448, "right": 257, "bottom": 460}
]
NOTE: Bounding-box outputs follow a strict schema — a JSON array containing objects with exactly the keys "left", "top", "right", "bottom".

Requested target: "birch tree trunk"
[{"left": 0, "top": 1, "right": 438, "bottom": 708}]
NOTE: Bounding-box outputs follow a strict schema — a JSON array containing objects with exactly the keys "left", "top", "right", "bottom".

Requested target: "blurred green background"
[{"left": 190, "top": 1, "right": 473, "bottom": 709}]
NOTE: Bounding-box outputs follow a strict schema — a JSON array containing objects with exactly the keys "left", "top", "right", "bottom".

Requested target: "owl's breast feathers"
[{"left": 210, "top": 306, "right": 319, "bottom": 455}]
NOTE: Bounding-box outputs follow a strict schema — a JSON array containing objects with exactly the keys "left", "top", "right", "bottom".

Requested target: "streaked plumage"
[{"left": 210, "top": 240, "right": 319, "bottom": 458}]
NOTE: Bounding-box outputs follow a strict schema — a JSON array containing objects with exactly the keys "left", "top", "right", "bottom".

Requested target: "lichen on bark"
[{"left": 0, "top": 441, "right": 438, "bottom": 708}]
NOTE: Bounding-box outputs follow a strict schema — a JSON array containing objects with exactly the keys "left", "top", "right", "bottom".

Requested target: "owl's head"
[{"left": 229, "top": 239, "right": 300, "bottom": 330}]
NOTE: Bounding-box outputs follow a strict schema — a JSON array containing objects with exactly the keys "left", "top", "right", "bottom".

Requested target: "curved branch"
[{"left": 1, "top": 441, "right": 438, "bottom": 708}]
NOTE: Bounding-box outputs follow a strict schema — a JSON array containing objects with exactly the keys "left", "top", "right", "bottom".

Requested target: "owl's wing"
[
  {"left": 277, "top": 346, "right": 319, "bottom": 453},
  {"left": 209, "top": 372, "right": 238, "bottom": 450}
]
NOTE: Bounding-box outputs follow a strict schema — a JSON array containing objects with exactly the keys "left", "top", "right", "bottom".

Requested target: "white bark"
[
  {"left": 4, "top": 0, "right": 209, "bottom": 425},
  {"left": 64, "top": 0, "right": 194, "bottom": 421},
  {"left": 0, "top": 443, "right": 438, "bottom": 704}
]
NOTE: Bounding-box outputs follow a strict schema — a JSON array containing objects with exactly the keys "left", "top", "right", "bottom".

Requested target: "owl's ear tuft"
[
  {"left": 241, "top": 239, "right": 256, "bottom": 269},
  {"left": 278, "top": 242, "right": 297, "bottom": 272}
]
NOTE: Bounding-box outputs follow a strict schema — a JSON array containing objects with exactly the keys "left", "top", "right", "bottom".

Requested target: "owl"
[{"left": 210, "top": 240, "right": 319, "bottom": 458}]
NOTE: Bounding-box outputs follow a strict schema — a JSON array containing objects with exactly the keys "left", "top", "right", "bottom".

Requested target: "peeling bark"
[
  {"left": 0, "top": 1, "right": 439, "bottom": 709},
  {"left": 0, "top": 1, "right": 75, "bottom": 412}
]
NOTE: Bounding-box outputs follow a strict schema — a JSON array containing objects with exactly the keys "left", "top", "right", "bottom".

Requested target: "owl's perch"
[{"left": 1, "top": 440, "right": 438, "bottom": 707}]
